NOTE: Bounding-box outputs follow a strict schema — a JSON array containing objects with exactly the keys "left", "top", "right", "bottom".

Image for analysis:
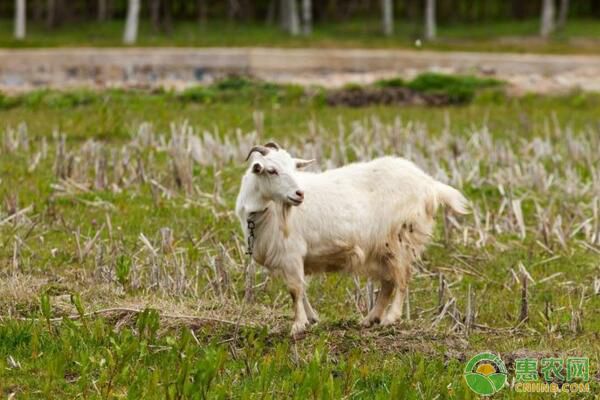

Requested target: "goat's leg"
[
  {"left": 380, "top": 285, "right": 407, "bottom": 326},
  {"left": 360, "top": 280, "right": 394, "bottom": 327},
  {"left": 283, "top": 266, "right": 310, "bottom": 337},
  {"left": 380, "top": 250, "right": 412, "bottom": 326},
  {"left": 303, "top": 295, "right": 319, "bottom": 324}
]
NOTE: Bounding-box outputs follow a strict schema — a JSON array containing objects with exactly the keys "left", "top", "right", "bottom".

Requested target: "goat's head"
[{"left": 244, "top": 142, "right": 314, "bottom": 207}]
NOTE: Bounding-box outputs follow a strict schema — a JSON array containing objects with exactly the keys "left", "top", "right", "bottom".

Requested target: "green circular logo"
[{"left": 464, "top": 352, "right": 508, "bottom": 396}]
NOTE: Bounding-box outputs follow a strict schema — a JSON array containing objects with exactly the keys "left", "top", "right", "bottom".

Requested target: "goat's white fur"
[{"left": 236, "top": 146, "right": 468, "bottom": 336}]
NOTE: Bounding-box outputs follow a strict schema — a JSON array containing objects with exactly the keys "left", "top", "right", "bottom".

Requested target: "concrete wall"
[{"left": 1, "top": 48, "right": 599, "bottom": 93}]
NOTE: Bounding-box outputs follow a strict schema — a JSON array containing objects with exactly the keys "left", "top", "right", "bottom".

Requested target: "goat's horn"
[
  {"left": 245, "top": 145, "right": 270, "bottom": 161},
  {"left": 264, "top": 141, "right": 280, "bottom": 150}
]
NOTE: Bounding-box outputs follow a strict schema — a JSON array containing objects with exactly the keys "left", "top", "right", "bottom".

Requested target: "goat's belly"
[{"left": 303, "top": 243, "right": 364, "bottom": 275}]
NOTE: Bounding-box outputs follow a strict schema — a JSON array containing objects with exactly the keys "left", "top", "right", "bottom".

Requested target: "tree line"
[{"left": 8, "top": 0, "right": 598, "bottom": 43}]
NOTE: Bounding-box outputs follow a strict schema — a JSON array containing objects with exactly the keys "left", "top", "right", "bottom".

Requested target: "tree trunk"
[
  {"left": 98, "top": 0, "right": 107, "bottom": 21},
  {"left": 280, "top": 0, "right": 288, "bottom": 30},
  {"left": 123, "top": 0, "right": 140, "bottom": 44},
  {"left": 162, "top": 0, "right": 173, "bottom": 33},
  {"left": 46, "top": 0, "right": 55, "bottom": 28},
  {"left": 557, "top": 0, "right": 569, "bottom": 28},
  {"left": 288, "top": 0, "right": 300, "bottom": 36},
  {"left": 228, "top": 0, "right": 240, "bottom": 20},
  {"left": 512, "top": 0, "right": 526, "bottom": 19},
  {"left": 381, "top": 0, "right": 393, "bottom": 36},
  {"left": 33, "top": 0, "right": 44, "bottom": 22},
  {"left": 540, "top": 0, "right": 555, "bottom": 37},
  {"left": 281, "top": 0, "right": 300, "bottom": 35},
  {"left": 56, "top": 0, "right": 69, "bottom": 25},
  {"left": 266, "top": 0, "right": 277, "bottom": 25},
  {"left": 302, "top": 0, "right": 312, "bottom": 35},
  {"left": 425, "top": 0, "right": 436, "bottom": 40},
  {"left": 14, "top": 0, "right": 26, "bottom": 40},
  {"left": 197, "top": 0, "right": 207, "bottom": 24},
  {"left": 151, "top": 0, "right": 161, "bottom": 32}
]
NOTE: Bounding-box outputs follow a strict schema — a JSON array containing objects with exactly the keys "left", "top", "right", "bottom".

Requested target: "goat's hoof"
[
  {"left": 290, "top": 320, "right": 310, "bottom": 337},
  {"left": 308, "top": 315, "right": 320, "bottom": 325},
  {"left": 360, "top": 316, "right": 380, "bottom": 328},
  {"left": 379, "top": 316, "right": 398, "bottom": 326}
]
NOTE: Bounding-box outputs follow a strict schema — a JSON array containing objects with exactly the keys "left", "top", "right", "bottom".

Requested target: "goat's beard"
[{"left": 280, "top": 203, "right": 291, "bottom": 238}]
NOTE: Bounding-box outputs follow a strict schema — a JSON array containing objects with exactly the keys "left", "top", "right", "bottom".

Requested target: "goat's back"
[{"left": 294, "top": 157, "right": 438, "bottom": 252}]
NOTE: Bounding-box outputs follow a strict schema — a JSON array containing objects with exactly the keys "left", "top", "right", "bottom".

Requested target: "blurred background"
[
  {"left": 1, "top": 0, "right": 599, "bottom": 94},
  {"left": 2, "top": 0, "right": 599, "bottom": 50}
]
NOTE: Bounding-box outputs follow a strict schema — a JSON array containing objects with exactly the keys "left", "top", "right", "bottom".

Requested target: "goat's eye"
[{"left": 267, "top": 168, "right": 278, "bottom": 175}]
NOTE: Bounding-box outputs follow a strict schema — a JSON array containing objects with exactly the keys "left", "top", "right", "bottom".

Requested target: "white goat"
[{"left": 236, "top": 142, "right": 468, "bottom": 336}]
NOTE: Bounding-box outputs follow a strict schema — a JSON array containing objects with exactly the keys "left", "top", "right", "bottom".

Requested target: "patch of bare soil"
[
  {"left": 313, "top": 322, "right": 470, "bottom": 359},
  {"left": 325, "top": 87, "right": 450, "bottom": 107}
]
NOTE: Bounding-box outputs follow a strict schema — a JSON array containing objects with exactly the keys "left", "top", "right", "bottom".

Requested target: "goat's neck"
[
  {"left": 247, "top": 202, "right": 294, "bottom": 266},
  {"left": 237, "top": 174, "right": 295, "bottom": 265}
]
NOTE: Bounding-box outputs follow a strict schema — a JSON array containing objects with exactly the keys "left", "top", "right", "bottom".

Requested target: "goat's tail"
[{"left": 434, "top": 181, "right": 470, "bottom": 215}]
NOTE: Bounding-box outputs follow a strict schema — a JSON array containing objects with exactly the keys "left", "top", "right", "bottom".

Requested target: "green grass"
[
  {"left": 1, "top": 18, "right": 600, "bottom": 53},
  {"left": 1, "top": 79, "right": 599, "bottom": 141},
  {"left": 0, "top": 86, "right": 599, "bottom": 398},
  {"left": 0, "top": 73, "right": 506, "bottom": 110},
  {"left": 440, "top": 18, "right": 600, "bottom": 39}
]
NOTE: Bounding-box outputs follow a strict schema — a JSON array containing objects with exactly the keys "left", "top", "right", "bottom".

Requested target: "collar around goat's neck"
[
  {"left": 245, "top": 206, "right": 269, "bottom": 257},
  {"left": 245, "top": 202, "right": 294, "bottom": 257},
  {"left": 246, "top": 206, "right": 269, "bottom": 224}
]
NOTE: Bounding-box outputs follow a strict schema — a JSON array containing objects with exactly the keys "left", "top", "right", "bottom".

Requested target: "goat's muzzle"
[{"left": 287, "top": 190, "right": 304, "bottom": 206}]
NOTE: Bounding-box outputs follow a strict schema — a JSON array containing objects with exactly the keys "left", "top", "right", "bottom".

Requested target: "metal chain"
[{"left": 246, "top": 219, "right": 256, "bottom": 256}]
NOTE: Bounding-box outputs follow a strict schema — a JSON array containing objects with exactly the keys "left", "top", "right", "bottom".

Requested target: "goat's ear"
[
  {"left": 295, "top": 158, "right": 315, "bottom": 169},
  {"left": 251, "top": 161, "right": 264, "bottom": 174}
]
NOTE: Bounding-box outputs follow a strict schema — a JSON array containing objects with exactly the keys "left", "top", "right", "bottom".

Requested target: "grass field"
[
  {"left": 0, "top": 82, "right": 599, "bottom": 398},
  {"left": 1, "top": 18, "right": 600, "bottom": 54}
]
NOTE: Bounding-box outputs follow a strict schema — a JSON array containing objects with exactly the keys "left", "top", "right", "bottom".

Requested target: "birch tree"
[
  {"left": 14, "top": 0, "right": 26, "bottom": 40},
  {"left": 302, "top": 0, "right": 312, "bottom": 36},
  {"left": 557, "top": 0, "right": 569, "bottom": 29},
  {"left": 425, "top": 0, "right": 436, "bottom": 40},
  {"left": 281, "top": 0, "right": 300, "bottom": 36},
  {"left": 540, "top": 0, "right": 555, "bottom": 38},
  {"left": 381, "top": 0, "right": 393, "bottom": 36},
  {"left": 288, "top": 0, "right": 300, "bottom": 36},
  {"left": 123, "top": 0, "right": 141, "bottom": 44}
]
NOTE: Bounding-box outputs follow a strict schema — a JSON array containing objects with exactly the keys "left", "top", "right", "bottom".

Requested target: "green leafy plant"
[
  {"left": 115, "top": 255, "right": 132, "bottom": 289},
  {"left": 373, "top": 77, "right": 406, "bottom": 88},
  {"left": 178, "top": 86, "right": 216, "bottom": 103},
  {"left": 407, "top": 73, "right": 503, "bottom": 103},
  {"left": 39, "top": 292, "right": 53, "bottom": 334},
  {"left": 136, "top": 308, "right": 160, "bottom": 344}
]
